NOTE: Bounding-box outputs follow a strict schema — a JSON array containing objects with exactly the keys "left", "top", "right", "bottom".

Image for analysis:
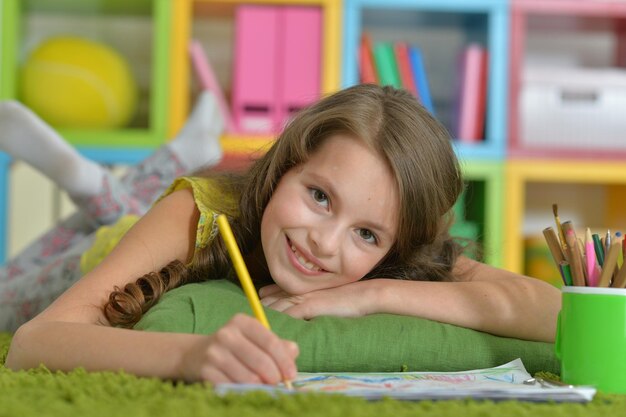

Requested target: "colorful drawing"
[
  {"left": 215, "top": 359, "right": 596, "bottom": 402},
  {"left": 292, "top": 361, "right": 522, "bottom": 393}
]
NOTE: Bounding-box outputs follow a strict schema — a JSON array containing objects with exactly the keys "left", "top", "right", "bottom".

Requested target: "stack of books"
[{"left": 359, "top": 33, "right": 488, "bottom": 143}]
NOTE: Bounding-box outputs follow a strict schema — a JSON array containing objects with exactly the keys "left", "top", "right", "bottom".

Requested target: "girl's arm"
[
  {"left": 260, "top": 257, "right": 561, "bottom": 342},
  {"left": 6, "top": 189, "right": 297, "bottom": 383},
  {"left": 371, "top": 257, "right": 561, "bottom": 342}
]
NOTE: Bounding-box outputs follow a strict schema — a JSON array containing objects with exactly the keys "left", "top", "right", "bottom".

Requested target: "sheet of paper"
[{"left": 215, "top": 359, "right": 596, "bottom": 402}]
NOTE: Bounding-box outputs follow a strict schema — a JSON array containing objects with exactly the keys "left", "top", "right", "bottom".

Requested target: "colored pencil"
[
  {"left": 605, "top": 229, "right": 612, "bottom": 258},
  {"left": 552, "top": 204, "right": 567, "bottom": 251},
  {"left": 592, "top": 233, "right": 604, "bottom": 267},
  {"left": 559, "top": 261, "right": 573, "bottom": 286},
  {"left": 611, "top": 260, "right": 626, "bottom": 288},
  {"left": 598, "top": 241, "right": 621, "bottom": 287},
  {"left": 564, "top": 229, "right": 585, "bottom": 286},
  {"left": 543, "top": 227, "right": 566, "bottom": 283},
  {"left": 216, "top": 214, "right": 293, "bottom": 389},
  {"left": 585, "top": 228, "right": 599, "bottom": 287},
  {"left": 615, "top": 231, "right": 623, "bottom": 268}
]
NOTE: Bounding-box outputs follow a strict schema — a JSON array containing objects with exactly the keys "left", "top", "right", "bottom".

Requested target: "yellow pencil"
[{"left": 216, "top": 214, "right": 293, "bottom": 389}]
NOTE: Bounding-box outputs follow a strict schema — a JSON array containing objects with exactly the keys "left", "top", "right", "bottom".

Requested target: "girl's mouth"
[{"left": 286, "top": 237, "right": 326, "bottom": 273}]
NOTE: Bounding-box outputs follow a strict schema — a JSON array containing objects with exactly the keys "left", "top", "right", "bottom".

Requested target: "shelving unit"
[{"left": 2, "top": 0, "right": 626, "bottom": 280}]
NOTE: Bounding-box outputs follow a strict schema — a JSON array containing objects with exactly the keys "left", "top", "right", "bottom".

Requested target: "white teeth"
[{"left": 290, "top": 243, "right": 321, "bottom": 271}]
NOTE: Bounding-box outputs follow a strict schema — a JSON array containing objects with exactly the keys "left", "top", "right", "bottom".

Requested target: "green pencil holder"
[{"left": 555, "top": 286, "right": 626, "bottom": 393}]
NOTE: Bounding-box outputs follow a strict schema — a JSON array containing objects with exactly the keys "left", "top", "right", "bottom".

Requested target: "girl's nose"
[{"left": 309, "top": 221, "right": 342, "bottom": 257}]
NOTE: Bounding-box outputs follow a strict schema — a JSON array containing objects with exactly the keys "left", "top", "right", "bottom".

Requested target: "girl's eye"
[
  {"left": 358, "top": 229, "right": 377, "bottom": 244},
  {"left": 310, "top": 188, "right": 329, "bottom": 207}
]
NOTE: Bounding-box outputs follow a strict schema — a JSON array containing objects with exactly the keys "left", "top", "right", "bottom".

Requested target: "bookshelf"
[
  {"left": 3, "top": 0, "right": 625, "bottom": 280},
  {"left": 0, "top": 0, "right": 507, "bottom": 266}
]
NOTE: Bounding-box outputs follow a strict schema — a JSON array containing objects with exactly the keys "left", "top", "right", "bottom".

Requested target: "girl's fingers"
[
  {"left": 208, "top": 346, "right": 263, "bottom": 384},
  {"left": 281, "top": 303, "right": 309, "bottom": 320},
  {"left": 228, "top": 314, "right": 299, "bottom": 382},
  {"left": 199, "top": 366, "right": 232, "bottom": 385},
  {"left": 260, "top": 294, "right": 282, "bottom": 307},
  {"left": 258, "top": 284, "right": 283, "bottom": 298},
  {"left": 264, "top": 298, "right": 296, "bottom": 312}
]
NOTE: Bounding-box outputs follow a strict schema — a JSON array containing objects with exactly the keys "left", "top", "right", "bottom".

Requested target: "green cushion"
[{"left": 135, "top": 280, "right": 559, "bottom": 375}]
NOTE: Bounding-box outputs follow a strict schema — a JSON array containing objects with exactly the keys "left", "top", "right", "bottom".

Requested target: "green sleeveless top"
[{"left": 80, "top": 176, "right": 236, "bottom": 274}]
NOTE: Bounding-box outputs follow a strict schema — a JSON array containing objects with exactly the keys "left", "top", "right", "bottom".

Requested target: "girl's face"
[{"left": 260, "top": 134, "right": 399, "bottom": 295}]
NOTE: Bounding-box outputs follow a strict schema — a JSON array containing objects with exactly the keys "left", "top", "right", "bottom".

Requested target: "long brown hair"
[{"left": 104, "top": 84, "right": 464, "bottom": 327}]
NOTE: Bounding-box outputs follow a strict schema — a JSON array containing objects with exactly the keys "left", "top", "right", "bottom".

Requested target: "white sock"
[
  {"left": 167, "top": 91, "right": 224, "bottom": 171},
  {"left": 0, "top": 100, "right": 104, "bottom": 198}
]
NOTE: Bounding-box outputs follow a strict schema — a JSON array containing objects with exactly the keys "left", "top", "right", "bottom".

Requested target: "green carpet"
[{"left": 1, "top": 332, "right": 624, "bottom": 416}]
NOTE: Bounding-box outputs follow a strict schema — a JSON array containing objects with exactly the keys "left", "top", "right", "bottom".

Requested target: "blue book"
[{"left": 408, "top": 46, "right": 434, "bottom": 115}]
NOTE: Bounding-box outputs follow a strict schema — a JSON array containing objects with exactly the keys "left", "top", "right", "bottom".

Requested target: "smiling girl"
[{"left": 6, "top": 84, "right": 560, "bottom": 385}]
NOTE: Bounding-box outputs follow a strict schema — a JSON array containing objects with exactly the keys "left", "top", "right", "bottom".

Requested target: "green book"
[{"left": 373, "top": 42, "right": 401, "bottom": 88}]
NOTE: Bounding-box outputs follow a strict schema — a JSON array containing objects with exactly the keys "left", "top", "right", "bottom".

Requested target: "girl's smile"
[
  {"left": 260, "top": 134, "right": 399, "bottom": 295},
  {"left": 286, "top": 235, "right": 326, "bottom": 273}
]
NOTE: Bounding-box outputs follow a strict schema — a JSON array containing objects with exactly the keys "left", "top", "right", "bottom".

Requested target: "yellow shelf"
[
  {"left": 507, "top": 160, "right": 626, "bottom": 183},
  {"left": 220, "top": 134, "right": 274, "bottom": 154}
]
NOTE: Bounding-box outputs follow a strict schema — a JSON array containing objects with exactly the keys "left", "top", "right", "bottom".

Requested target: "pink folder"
[
  {"left": 232, "top": 6, "right": 279, "bottom": 133},
  {"left": 277, "top": 7, "right": 322, "bottom": 129}
]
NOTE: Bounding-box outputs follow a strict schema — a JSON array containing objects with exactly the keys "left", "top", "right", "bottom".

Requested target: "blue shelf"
[
  {"left": 347, "top": 0, "right": 506, "bottom": 11},
  {"left": 453, "top": 141, "right": 504, "bottom": 160},
  {"left": 342, "top": 0, "right": 509, "bottom": 161}
]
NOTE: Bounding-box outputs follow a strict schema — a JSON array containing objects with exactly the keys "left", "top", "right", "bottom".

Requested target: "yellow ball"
[{"left": 20, "top": 36, "right": 138, "bottom": 129}]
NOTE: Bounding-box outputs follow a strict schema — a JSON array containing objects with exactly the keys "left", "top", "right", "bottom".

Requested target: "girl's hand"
[
  {"left": 179, "top": 313, "right": 299, "bottom": 384},
  {"left": 259, "top": 280, "right": 378, "bottom": 319}
]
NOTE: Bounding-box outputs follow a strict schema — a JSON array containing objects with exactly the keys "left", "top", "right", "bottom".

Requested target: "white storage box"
[{"left": 520, "top": 66, "right": 626, "bottom": 151}]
